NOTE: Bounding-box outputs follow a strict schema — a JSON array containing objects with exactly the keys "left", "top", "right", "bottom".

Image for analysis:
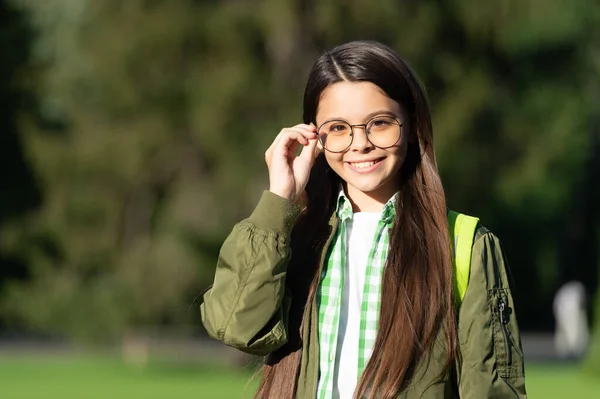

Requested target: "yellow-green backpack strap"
[{"left": 447, "top": 210, "right": 480, "bottom": 305}]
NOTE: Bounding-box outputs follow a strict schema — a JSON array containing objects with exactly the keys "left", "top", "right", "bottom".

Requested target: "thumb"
[{"left": 299, "top": 137, "right": 319, "bottom": 164}]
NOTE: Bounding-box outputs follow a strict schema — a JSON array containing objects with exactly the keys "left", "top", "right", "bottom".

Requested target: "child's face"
[{"left": 315, "top": 81, "right": 409, "bottom": 203}]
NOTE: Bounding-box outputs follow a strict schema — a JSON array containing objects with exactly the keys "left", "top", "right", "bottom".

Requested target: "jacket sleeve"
[
  {"left": 200, "top": 191, "right": 301, "bottom": 356},
  {"left": 457, "top": 229, "right": 527, "bottom": 398}
]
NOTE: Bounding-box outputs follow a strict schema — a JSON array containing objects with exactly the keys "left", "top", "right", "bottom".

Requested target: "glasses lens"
[
  {"left": 318, "top": 120, "right": 352, "bottom": 152},
  {"left": 366, "top": 116, "right": 401, "bottom": 148}
]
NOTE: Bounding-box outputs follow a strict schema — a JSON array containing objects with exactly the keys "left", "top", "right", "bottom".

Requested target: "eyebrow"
[{"left": 319, "top": 109, "right": 399, "bottom": 125}]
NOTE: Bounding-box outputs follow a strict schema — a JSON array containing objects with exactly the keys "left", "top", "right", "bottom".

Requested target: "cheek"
[
  {"left": 388, "top": 144, "right": 409, "bottom": 169},
  {"left": 324, "top": 152, "right": 344, "bottom": 167},
  {"left": 395, "top": 144, "right": 408, "bottom": 159}
]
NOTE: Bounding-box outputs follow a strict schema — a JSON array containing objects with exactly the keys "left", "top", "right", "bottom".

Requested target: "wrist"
[{"left": 268, "top": 187, "right": 295, "bottom": 202}]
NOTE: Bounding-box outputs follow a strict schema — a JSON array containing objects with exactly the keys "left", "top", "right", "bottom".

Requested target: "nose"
[
  {"left": 349, "top": 125, "right": 373, "bottom": 152},
  {"left": 350, "top": 125, "right": 373, "bottom": 152}
]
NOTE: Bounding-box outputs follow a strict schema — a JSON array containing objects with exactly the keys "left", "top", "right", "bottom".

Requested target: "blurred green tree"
[{"left": 0, "top": 0, "right": 40, "bottom": 327}]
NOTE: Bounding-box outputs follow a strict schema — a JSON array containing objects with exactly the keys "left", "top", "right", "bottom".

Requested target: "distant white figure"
[{"left": 553, "top": 281, "right": 589, "bottom": 359}]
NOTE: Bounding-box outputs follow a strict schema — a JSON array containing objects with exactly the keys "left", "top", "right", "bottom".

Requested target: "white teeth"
[{"left": 351, "top": 161, "right": 376, "bottom": 169}]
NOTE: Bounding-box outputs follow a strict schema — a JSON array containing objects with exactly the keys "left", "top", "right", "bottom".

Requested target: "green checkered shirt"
[{"left": 316, "top": 190, "right": 397, "bottom": 399}]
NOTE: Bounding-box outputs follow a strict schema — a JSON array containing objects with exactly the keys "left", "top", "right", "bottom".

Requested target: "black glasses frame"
[{"left": 317, "top": 115, "right": 404, "bottom": 153}]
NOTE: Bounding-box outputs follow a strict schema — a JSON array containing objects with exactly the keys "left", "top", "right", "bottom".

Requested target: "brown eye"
[
  {"left": 329, "top": 123, "right": 349, "bottom": 133},
  {"left": 368, "top": 117, "right": 395, "bottom": 131}
]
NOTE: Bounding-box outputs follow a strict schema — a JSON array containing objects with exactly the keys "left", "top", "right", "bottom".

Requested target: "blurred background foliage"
[{"left": 0, "top": 0, "right": 599, "bottom": 369}]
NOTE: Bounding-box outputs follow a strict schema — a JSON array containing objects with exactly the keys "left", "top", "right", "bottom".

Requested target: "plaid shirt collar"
[{"left": 335, "top": 187, "right": 398, "bottom": 224}]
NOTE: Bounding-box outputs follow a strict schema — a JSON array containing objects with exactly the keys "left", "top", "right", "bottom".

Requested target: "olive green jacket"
[{"left": 201, "top": 191, "right": 527, "bottom": 398}]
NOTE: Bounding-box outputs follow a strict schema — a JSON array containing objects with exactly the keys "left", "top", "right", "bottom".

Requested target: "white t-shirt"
[{"left": 333, "top": 212, "right": 382, "bottom": 399}]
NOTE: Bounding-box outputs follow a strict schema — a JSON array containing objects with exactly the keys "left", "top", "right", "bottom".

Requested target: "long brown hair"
[{"left": 255, "top": 40, "right": 456, "bottom": 398}]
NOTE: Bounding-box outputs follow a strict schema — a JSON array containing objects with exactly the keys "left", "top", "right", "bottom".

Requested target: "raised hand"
[{"left": 265, "top": 123, "right": 320, "bottom": 201}]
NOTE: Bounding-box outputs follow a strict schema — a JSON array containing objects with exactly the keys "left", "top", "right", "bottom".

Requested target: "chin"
[{"left": 346, "top": 179, "right": 392, "bottom": 195}]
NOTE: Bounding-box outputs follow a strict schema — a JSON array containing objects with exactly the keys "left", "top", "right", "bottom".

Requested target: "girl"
[{"left": 201, "top": 40, "right": 527, "bottom": 398}]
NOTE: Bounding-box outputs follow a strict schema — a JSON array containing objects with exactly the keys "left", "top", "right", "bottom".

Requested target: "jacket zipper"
[{"left": 498, "top": 296, "right": 512, "bottom": 367}]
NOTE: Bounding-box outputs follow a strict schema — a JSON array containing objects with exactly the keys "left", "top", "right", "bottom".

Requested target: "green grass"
[
  {"left": 1, "top": 354, "right": 599, "bottom": 398},
  {"left": 0, "top": 353, "right": 257, "bottom": 399},
  {"left": 526, "top": 363, "right": 600, "bottom": 398}
]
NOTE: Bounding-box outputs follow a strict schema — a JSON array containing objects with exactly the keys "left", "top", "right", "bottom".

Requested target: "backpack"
[{"left": 447, "top": 211, "right": 480, "bottom": 305}]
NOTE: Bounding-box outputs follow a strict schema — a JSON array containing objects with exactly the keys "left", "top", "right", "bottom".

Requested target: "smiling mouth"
[{"left": 347, "top": 158, "right": 384, "bottom": 169}]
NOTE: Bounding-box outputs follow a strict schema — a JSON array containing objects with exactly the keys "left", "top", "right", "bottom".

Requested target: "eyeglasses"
[{"left": 317, "top": 115, "right": 403, "bottom": 153}]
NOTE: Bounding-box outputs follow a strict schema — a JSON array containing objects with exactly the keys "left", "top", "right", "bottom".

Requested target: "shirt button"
[{"left": 329, "top": 352, "right": 334, "bottom": 362}]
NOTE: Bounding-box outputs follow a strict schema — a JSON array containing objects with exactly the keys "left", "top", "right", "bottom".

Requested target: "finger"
[
  {"left": 267, "top": 127, "right": 316, "bottom": 164},
  {"left": 291, "top": 123, "right": 318, "bottom": 133},
  {"left": 272, "top": 128, "right": 313, "bottom": 152},
  {"left": 303, "top": 124, "right": 318, "bottom": 136},
  {"left": 277, "top": 126, "right": 316, "bottom": 148},
  {"left": 269, "top": 131, "right": 309, "bottom": 163},
  {"left": 299, "top": 137, "right": 319, "bottom": 164},
  {"left": 269, "top": 129, "right": 286, "bottom": 151},
  {"left": 285, "top": 127, "right": 317, "bottom": 143},
  {"left": 316, "top": 138, "right": 324, "bottom": 153},
  {"left": 283, "top": 129, "right": 318, "bottom": 158},
  {"left": 265, "top": 129, "right": 289, "bottom": 164},
  {"left": 288, "top": 139, "right": 300, "bottom": 158},
  {"left": 280, "top": 130, "right": 310, "bottom": 149},
  {"left": 265, "top": 142, "right": 275, "bottom": 165}
]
